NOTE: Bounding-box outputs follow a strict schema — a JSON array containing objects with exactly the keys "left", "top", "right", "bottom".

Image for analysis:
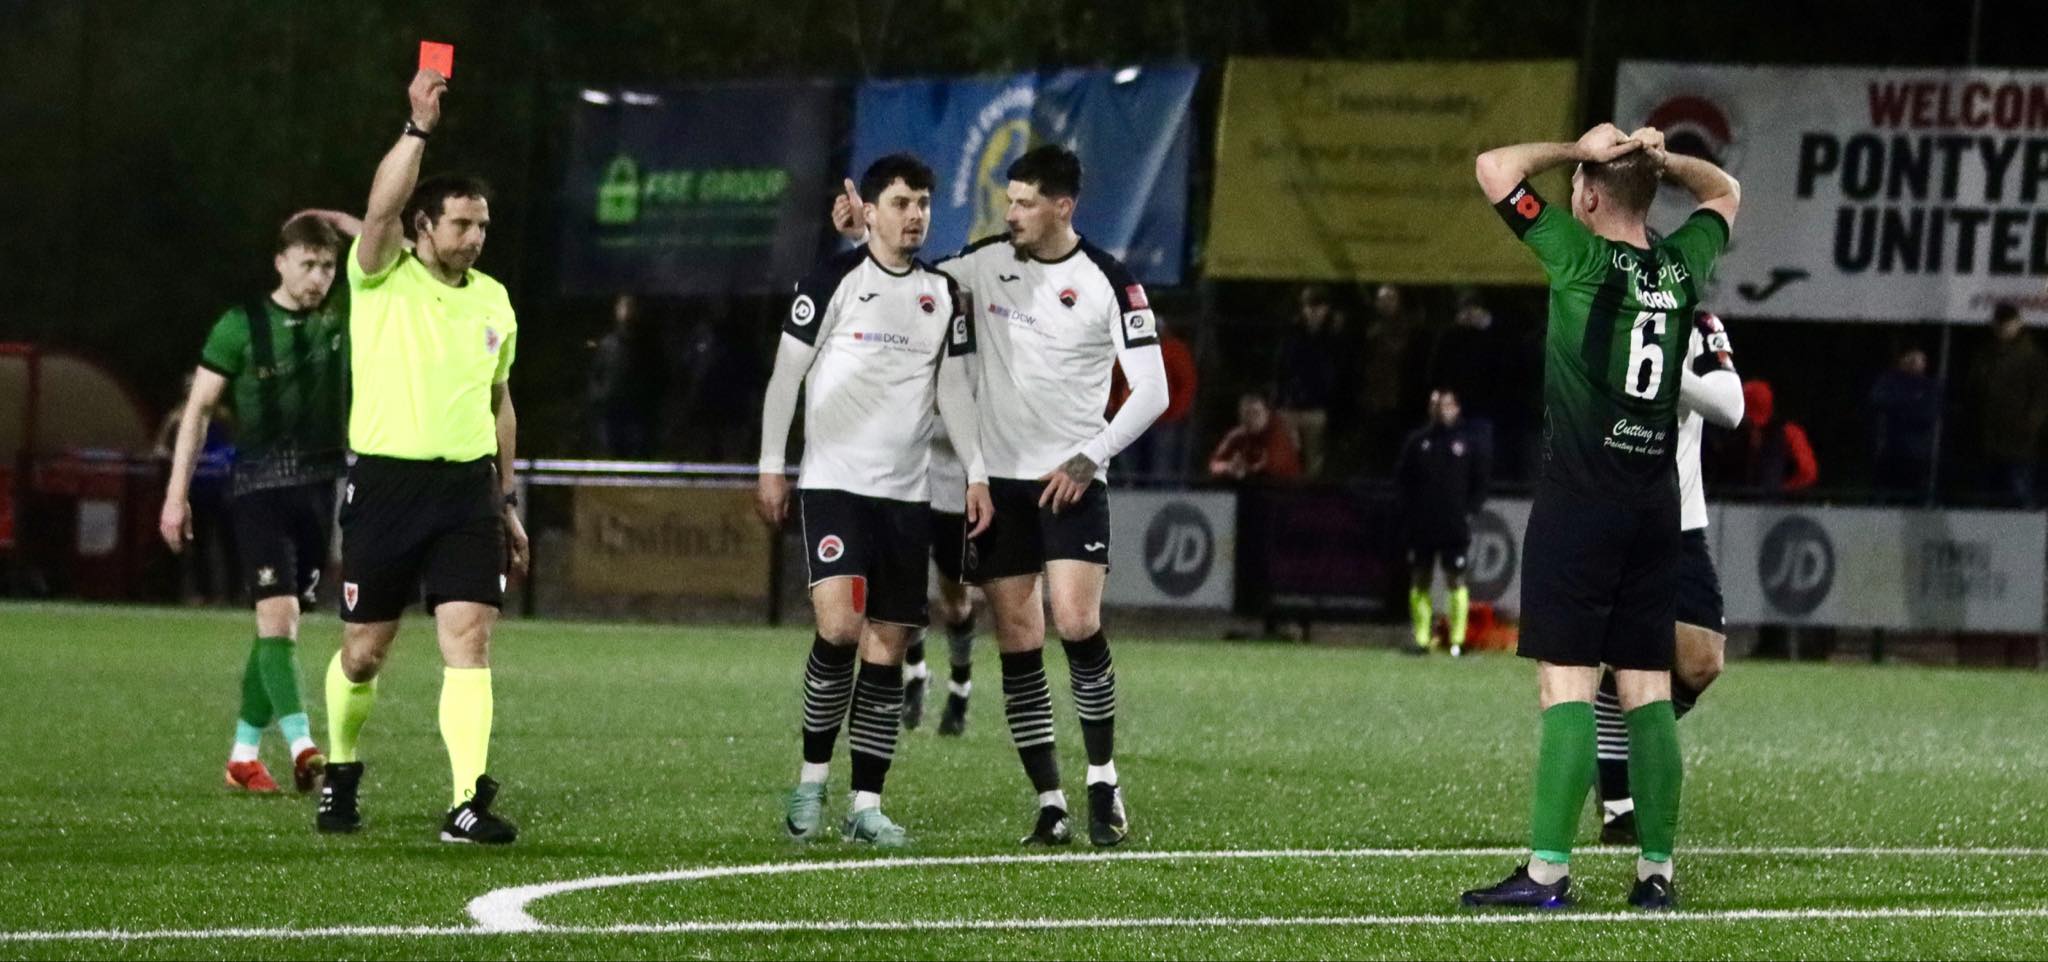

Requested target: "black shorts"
[
  {"left": 799, "top": 488, "right": 930, "bottom": 627},
  {"left": 1406, "top": 531, "right": 1472, "bottom": 577},
  {"left": 930, "top": 509, "right": 968, "bottom": 585},
  {"left": 1517, "top": 481, "right": 1680, "bottom": 671},
  {"left": 963, "top": 477, "right": 1109, "bottom": 584},
  {"left": 232, "top": 481, "right": 336, "bottom": 603},
  {"left": 1676, "top": 527, "right": 1725, "bottom": 632},
  {"left": 338, "top": 455, "right": 505, "bottom": 624}
]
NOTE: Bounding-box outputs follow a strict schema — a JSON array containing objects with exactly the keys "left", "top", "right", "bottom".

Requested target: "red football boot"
[
  {"left": 292, "top": 747, "right": 328, "bottom": 795},
  {"left": 226, "top": 759, "right": 282, "bottom": 793}
]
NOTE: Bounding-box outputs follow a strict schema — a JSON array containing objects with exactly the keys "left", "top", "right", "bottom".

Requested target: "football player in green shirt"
[
  {"left": 1462, "top": 123, "right": 1739, "bottom": 911},
  {"left": 162, "top": 208, "right": 361, "bottom": 795}
]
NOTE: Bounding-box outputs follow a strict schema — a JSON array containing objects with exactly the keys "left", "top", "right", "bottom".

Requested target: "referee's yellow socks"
[
  {"left": 1408, "top": 588, "right": 1433, "bottom": 648},
  {"left": 325, "top": 652, "right": 378, "bottom": 764},
  {"left": 440, "top": 668, "right": 494, "bottom": 808},
  {"left": 1448, "top": 586, "right": 1471, "bottom": 649}
]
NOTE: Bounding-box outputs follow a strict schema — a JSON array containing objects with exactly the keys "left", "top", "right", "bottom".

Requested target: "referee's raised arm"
[{"left": 357, "top": 69, "right": 445, "bottom": 277}]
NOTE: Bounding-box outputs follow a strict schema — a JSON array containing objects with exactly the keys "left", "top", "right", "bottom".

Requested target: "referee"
[{"left": 316, "top": 68, "right": 529, "bottom": 845}]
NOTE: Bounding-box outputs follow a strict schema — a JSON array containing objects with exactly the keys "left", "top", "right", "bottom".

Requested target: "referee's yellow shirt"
[{"left": 346, "top": 238, "right": 517, "bottom": 462}]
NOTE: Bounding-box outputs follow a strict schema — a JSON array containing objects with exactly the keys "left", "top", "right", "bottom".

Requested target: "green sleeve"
[
  {"left": 1662, "top": 209, "right": 1730, "bottom": 288},
  {"left": 1493, "top": 181, "right": 1605, "bottom": 285},
  {"left": 197, "top": 309, "right": 248, "bottom": 378}
]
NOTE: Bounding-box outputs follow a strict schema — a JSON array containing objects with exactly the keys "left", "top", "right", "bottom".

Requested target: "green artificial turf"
[{"left": 3, "top": 602, "right": 2046, "bottom": 960}]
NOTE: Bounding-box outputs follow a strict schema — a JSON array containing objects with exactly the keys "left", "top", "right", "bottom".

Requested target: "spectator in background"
[
  {"left": 1867, "top": 343, "right": 1940, "bottom": 500},
  {"left": 1968, "top": 302, "right": 2048, "bottom": 506},
  {"left": 1732, "top": 380, "right": 1818, "bottom": 494},
  {"left": 1273, "top": 285, "right": 1345, "bottom": 478},
  {"left": 1355, "top": 283, "right": 1423, "bottom": 476},
  {"left": 1425, "top": 287, "right": 1514, "bottom": 470},
  {"left": 1110, "top": 315, "right": 1198, "bottom": 482},
  {"left": 1208, "top": 392, "right": 1301, "bottom": 482},
  {"left": 587, "top": 294, "right": 667, "bottom": 458},
  {"left": 680, "top": 309, "right": 762, "bottom": 462}
]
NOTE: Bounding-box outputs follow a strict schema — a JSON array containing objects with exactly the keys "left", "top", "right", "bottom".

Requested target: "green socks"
[
  {"left": 1408, "top": 588, "right": 1432, "bottom": 647},
  {"left": 1529, "top": 701, "right": 1597, "bottom": 866},
  {"left": 1448, "top": 586, "right": 1470, "bottom": 648},
  {"left": 440, "top": 668, "right": 494, "bottom": 808},
  {"left": 255, "top": 637, "right": 303, "bottom": 717},
  {"left": 237, "top": 641, "right": 273, "bottom": 730},
  {"left": 325, "top": 651, "right": 378, "bottom": 764},
  {"left": 1626, "top": 701, "right": 1683, "bottom": 864}
]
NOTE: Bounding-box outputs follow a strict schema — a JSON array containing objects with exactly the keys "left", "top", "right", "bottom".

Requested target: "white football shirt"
[
  {"left": 767, "top": 248, "right": 975, "bottom": 502},
  {"left": 937, "top": 235, "right": 1164, "bottom": 479}
]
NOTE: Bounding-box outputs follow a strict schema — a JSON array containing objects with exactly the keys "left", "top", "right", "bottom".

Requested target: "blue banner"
[
  {"left": 558, "top": 82, "right": 835, "bottom": 296},
  {"left": 853, "top": 66, "right": 1196, "bottom": 285}
]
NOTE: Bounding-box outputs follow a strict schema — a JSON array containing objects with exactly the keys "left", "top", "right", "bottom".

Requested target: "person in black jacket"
[{"left": 1395, "top": 389, "right": 1491, "bottom": 656}]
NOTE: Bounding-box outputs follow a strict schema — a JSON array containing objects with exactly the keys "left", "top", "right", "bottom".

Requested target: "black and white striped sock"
[
  {"left": 1001, "top": 648, "right": 1062, "bottom": 793},
  {"left": 1063, "top": 632, "right": 1117, "bottom": 768},
  {"left": 947, "top": 614, "right": 976, "bottom": 689},
  {"left": 800, "top": 636, "right": 858, "bottom": 768},
  {"left": 847, "top": 661, "right": 903, "bottom": 795},
  {"left": 1594, "top": 669, "right": 1631, "bottom": 813}
]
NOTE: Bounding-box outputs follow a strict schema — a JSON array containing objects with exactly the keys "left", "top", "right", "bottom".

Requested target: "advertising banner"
[
  {"left": 854, "top": 66, "right": 1197, "bottom": 284},
  {"left": 1616, "top": 62, "right": 2048, "bottom": 321},
  {"left": 571, "top": 484, "right": 771, "bottom": 601},
  {"left": 1206, "top": 59, "right": 1578, "bottom": 283},
  {"left": 1105, "top": 490, "right": 1235, "bottom": 609},
  {"left": 1716, "top": 505, "right": 2046, "bottom": 631},
  {"left": 559, "top": 82, "right": 836, "bottom": 295}
]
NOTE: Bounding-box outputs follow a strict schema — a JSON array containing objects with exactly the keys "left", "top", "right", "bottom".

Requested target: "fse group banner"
[
  {"left": 1616, "top": 62, "right": 2048, "bottom": 322},
  {"left": 853, "top": 66, "right": 1197, "bottom": 285},
  {"left": 1205, "top": 59, "right": 1578, "bottom": 284},
  {"left": 558, "top": 82, "right": 835, "bottom": 296}
]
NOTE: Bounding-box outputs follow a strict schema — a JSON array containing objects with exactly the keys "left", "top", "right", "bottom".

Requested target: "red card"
[{"left": 419, "top": 41, "right": 454, "bottom": 78}]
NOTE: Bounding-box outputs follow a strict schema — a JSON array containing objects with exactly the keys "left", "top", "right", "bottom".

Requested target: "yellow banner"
[
  {"left": 570, "top": 484, "right": 770, "bottom": 600},
  {"left": 1206, "top": 59, "right": 1578, "bottom": 284}
]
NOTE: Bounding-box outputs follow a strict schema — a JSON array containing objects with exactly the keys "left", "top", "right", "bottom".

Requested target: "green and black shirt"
[
  {"left": 197, "top": 287, "right": 350, "bottom": 495},
  {"left": 1495, "top": 180, "right": 1728, "bottom": 504}
]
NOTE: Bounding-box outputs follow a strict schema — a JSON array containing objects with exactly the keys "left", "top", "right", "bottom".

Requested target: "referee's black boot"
[
  {"left": 316, "top": 762, "right": 364, "bottom": 834},
  {"left": 441, "top": 775, "right": 518, "bottom": 845}
]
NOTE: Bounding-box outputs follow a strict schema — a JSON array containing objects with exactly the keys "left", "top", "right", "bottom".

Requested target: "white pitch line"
[
  {"left": 8, "top": 846, "right": 2048, "bottom": 944},
  {"left": 466, "top": 844, "right": 2048, "bottom": 932},
  {"left": 8, "top": 907, "right": 2048, "bottom": 944}
]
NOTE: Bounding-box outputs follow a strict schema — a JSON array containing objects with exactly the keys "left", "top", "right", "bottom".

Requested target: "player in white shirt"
[
  {"left": 1593, "top": 309, "right": 1742, "bottom": 845},
  {"left": 898, "top": 421, "right": 984, "bottom": 737},
  {"left": 759, "top": 154, "right": 992, "bottom": 847},
  {"left": 835, "top": 145, "right": 1168, "bottom": 846}
]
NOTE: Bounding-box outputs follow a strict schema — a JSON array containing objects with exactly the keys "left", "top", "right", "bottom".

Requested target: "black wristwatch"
[
  {"left": 403, "top": 119, "right": 433, "bottom": 140},
  {"left": 502, "top": 490, "right": 520, "bottom": 509}
]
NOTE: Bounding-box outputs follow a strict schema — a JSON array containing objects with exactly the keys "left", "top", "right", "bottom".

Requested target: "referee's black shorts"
[
  {"left": 232, "top": 481, "right": 336, "bottom": 604},
  {"left": 338, "top": 455, "right": 504, "bottom": 623},
  {"left": 1516, "top": 480, "right": 1680, "bottom": 672}
]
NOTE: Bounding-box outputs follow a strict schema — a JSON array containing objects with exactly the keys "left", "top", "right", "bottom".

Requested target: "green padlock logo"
[{"left": 596, "top": 155, "right": 640, "bottom": 225}]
